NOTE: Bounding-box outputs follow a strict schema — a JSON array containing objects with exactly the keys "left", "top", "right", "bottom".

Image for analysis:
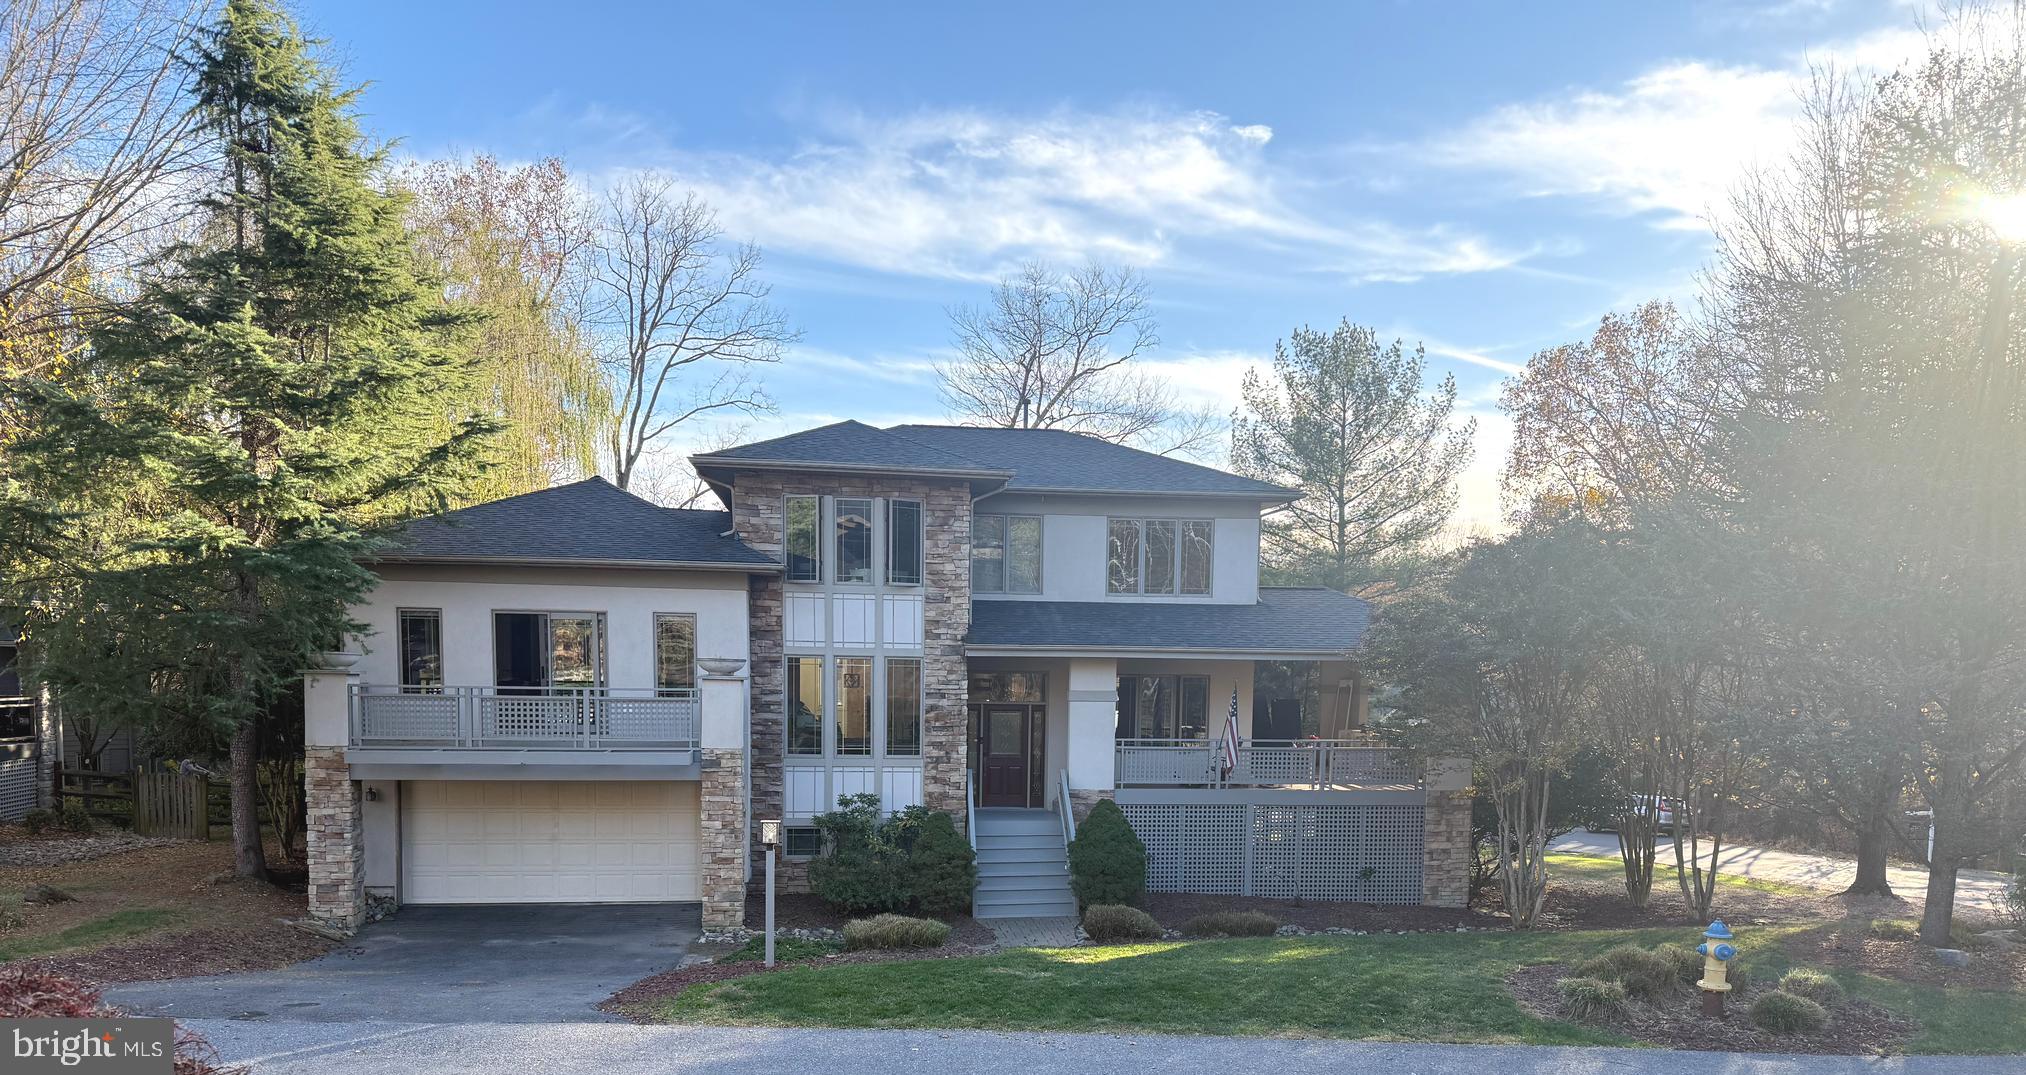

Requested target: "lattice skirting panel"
[{"left": 1120, "top": 801, "right": 1425, "bottom": 904}]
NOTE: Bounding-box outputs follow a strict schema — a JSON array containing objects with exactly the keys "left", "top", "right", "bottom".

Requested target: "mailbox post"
[{"left": 759, "top": 819, "right": 781, "bottom": 968}]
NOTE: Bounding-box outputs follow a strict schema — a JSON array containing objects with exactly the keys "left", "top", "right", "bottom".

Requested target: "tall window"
[
  {"left": 886, "top": 658, "right": 922, "bottom": 755},
  {"left": 1115, "top": 674, "right": 1211, "bottom": 739},
  {"left": 398, "top": 609, "right": 442, "bottom": 691},
  {"left": 1108, "top": 518, "right": 1213, "bottom": 595},
  {"left": 834, "top": 497, "right": 873, "bottom": 583},
  {"left": 0, "top": 630, "right": 28, "bottom": 740},
  {"left": 654, "top": 614, "right": 696, "bottom": 694},
  {"left": 974, "top": 514, "right": 1042, "bottom": 594},
  {"left": 787, "top": 656, "right": 823, "bottom": 754},
  {"left": 887, "top": 499, "right": 924, "bottom": 585},
  {"left": 835, "top": 657, "right": 872, "bottom": 755},
  {"left": 785, "top": 495, "right": 821, "bottom": 582}
]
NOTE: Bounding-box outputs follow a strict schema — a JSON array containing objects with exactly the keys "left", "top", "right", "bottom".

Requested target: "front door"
[{"left": 978, "top": 704, "right": 1032, "bottom": 807}]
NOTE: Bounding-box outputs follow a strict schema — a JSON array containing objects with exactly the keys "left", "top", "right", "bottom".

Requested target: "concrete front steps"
[{"left": 971, "top": 806, "right": 1077, "bottom": 919}]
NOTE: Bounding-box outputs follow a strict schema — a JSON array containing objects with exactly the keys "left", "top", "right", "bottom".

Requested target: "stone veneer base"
[
  {"left": 305, "top": 745, "right": 365, "bottom": 933},
  {"left": 699, "top": 746, "right": 748, "bottom": 929},
  {"left": 1421, "top": 786, "right": 1473, "bottom": 908}
]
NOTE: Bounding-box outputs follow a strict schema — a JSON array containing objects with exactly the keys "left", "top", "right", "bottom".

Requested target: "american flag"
[{"left": 1222, "top": 687, "right": 1241, "bottom": 776}]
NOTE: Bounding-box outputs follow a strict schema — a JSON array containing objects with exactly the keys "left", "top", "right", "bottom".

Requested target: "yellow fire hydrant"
[{"left": 1695, "top": 920, "right": 1738, "bottom": 1017}]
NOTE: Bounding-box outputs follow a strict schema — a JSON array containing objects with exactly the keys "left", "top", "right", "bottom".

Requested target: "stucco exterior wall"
[{"left": 968, "top": 491, "right": 1263, "bottom": 605}]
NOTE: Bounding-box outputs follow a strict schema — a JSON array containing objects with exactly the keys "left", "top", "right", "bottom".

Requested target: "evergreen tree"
[
  {"left": 1231, "top": 321, "right": 1474, "bottom": 594},
  {"left": 2, "top": 0, "right": 492, "bottom": 879}
]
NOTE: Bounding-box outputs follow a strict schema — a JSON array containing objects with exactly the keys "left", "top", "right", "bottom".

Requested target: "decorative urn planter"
[
  {"left": 697, "top": 657, "right": 747, "bottom": 676},
  {"left": 314, "top": 650, "right": 363, "bottom": 670}
]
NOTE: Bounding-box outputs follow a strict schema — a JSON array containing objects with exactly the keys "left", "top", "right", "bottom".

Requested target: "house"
[{"left": 303, "top": 422, "right": 1472, "bottom": 932}]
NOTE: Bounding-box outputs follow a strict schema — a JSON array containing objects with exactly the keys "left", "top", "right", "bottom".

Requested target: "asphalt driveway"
[{"left": 108, "top": 904, "right": 698, "bottom": 1024}]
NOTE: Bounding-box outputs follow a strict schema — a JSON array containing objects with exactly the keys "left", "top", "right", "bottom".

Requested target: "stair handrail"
[
  {"left": 967, "top": 779, "right": 978, "bottom": 853},
  {"left": 1056, "top": 768, "right": 1076, "bottom": 848}
]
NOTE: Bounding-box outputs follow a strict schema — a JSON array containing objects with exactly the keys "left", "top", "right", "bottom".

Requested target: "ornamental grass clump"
[
  {"left": 1655, "top": 943, "right": 1705, "bottom": 988},
  {"left": 1776, "top": 968, "right": 1843, "bottom": 1006},
  {"left": 1081, "top": 904, "right": 1163, "bottom": 944},
  {"left": 842, "top": 914, "right": 951, "bottom": 951},
  {"left": 1572, "top": 944, "right": 1678, "bottom": 1002},
  {"left": 1556, "top": 976, "right": 1628, "bottom": 1021},
  {"left": 1751, "top": 990, "right": 1830, "bottom": 1034}
]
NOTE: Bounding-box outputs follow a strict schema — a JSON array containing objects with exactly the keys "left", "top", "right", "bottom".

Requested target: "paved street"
[
  {"left": 184, "top": 1022, "right": 2021, "bottom": 1075},
  {"left": 1550, "top": 830, "right": 2012, "bottom": 916}
]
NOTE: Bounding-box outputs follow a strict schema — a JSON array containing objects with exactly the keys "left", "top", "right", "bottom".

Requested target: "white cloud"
[
  {"left": 1427, "top": 26, "right": 1929, "bottom": 228},
  {"left": 595, "top": 106, "right": 1523, "bottom": 285}
]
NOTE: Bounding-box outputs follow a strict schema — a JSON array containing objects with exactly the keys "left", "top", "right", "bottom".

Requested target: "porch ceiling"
[{"left": 965, "top": 586, "right": 1370, "bottom": 660}]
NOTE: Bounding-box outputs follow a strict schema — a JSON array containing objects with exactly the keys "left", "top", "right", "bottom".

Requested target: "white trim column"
[{"left": 1064, "top": 657, "right": 1118, "bottom": 822}]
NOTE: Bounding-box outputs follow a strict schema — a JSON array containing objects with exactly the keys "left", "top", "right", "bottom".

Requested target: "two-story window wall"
[{"left": 780, "top": 493, "right": 928, "bottom": 826}]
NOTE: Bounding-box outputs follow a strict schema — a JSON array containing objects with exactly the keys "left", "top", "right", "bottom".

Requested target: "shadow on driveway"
[{"left": 108, "top": 904, "right": 699, "bottom": 1025}]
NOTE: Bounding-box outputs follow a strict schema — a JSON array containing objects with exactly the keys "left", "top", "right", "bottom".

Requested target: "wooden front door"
[{"left": 978, "top": 704, "right": 1033, "bottom": 807}]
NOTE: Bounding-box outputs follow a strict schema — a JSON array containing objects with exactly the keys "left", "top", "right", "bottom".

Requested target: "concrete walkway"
[
  {"left": 1550, "top": 829, "right": 2013, "bottom": 915},
  {"left": 983, "top": 915, "right": 1082, "bottom": 948},
  {"left": 183, "top": 1022, "right": 2021, "bottom": 1075},
  {"left": 111, "top": 904, "right": 697, "bottom": 1024}
]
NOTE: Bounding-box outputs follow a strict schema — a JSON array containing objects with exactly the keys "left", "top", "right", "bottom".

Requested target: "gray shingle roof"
[
  {"left": 691, "top": 420, "right": 1010, "bottom": 477},
  {"left": 691, "top": 420, "right": 1296, "bottom": 499},
  {"left": 966, "top": 587, "right": 1370, "bottom": 655},
  {"left": 377, "top": 478, "right": 778, "bottom": 569}
]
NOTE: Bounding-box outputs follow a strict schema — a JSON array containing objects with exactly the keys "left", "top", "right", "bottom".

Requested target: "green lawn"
[
  {"left": 657, "top": 925, "right": 2026, "bottom": 1054},
  {"left": 0, "top": 909, "right": 183, "bottom": 962},
  {"left": 1543, "top": 852, "right": 1817, "bottom": 897}
]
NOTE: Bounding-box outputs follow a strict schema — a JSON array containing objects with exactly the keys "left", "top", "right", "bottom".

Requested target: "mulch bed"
[
  {"left": 0, "top": 829, "right": 186, "bottom": 869},
  {"left": 1783, "top": 920, "right": 2026, "bottom": 991},
  {"left": 735, "top": 892, "right": 998, "bottom": 947},
  {"left": 28, "top": 923, "right": 333, "bottom": 984},
  {"left": 1509, "top": 962, "right": 1917, "bottom": 1055},
  {"left": 603, "top": 940, "right": 993, "bottom": 1017},
  {"left": 1143, "top": 892, "right": 1495, "bottom": 933},
  {"left": 1507, "top": 877, "right": 1875, "bottom": 931}
]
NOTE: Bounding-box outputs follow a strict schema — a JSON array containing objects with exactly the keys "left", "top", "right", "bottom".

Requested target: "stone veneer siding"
[
  {"left": 699, "top": 746, "right": 748, "bottom": 928},
  {"left": 1066, "top": 788, "right": 1114, "bottom": 827},
  {"left": 305, "top": 746, "right": 365, "bottom": 932},
  {"left": 1421, "top": 784, "right": 1473, "bottom": 908},
  {"left": 726, "top": 470, "right": 974, "bottom": 885}
]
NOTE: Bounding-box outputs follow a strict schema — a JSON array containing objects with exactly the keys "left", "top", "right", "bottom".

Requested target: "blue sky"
[{"left": 303, "top": 0, "right": 1938, "bottom": 531}]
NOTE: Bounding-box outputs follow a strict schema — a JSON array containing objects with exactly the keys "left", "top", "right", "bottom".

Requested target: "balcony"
[
  {"left": 1115, "top": 737, "right": 1420, "bottom": 792},
  {"left": 346, "top": 685, "right": 700, "bottom": 777}
]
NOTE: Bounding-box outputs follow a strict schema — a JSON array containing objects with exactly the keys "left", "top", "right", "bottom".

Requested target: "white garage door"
[{"left": 402, "top": 781, "right": 700, "bottom": 904}]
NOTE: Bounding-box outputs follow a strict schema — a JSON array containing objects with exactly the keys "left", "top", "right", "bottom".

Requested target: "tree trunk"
[
  {"left": 230, "top": 719, "right": 268, "bottom": 881},
  {"left": 1844, "top": 815, "right": 1896, "bottom": 898},
  {"left": 1918, "top": 816, "right": 1959, "bottom": 946}
]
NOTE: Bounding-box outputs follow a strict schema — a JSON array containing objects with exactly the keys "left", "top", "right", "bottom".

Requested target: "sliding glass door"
[{"left": 493, "top": 612, "right": 606, "bottom": 692}]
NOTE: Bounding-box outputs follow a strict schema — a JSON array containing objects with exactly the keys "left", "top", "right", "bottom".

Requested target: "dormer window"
[{"left": 1108, "top": 518, "right": 1213, "bottom": 596}]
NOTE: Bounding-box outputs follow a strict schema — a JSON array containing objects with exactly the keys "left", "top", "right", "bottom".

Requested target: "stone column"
[
  {"left": 303, "top": 666, "right": 365, "bottom": 933},
  {"left": 1421, "top": 756, "right": 1473, "bottom": 909},
  {"left": 697, "top": 670, "right": 749, "bottom": 930}
]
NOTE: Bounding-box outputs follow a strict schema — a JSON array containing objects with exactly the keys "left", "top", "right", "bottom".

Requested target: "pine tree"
[{"left": 2, "top": 0, "right": 492, "bottom": 879}]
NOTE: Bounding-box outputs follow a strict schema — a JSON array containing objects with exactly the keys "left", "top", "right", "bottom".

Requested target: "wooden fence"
[{"left": 134, "top": 770, "right": 210, "bottom": 838}]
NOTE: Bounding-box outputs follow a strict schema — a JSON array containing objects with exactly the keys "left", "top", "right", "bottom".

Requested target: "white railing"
[
  {"left": 1057, "top": 769, "right": 1076, "bottom": 844},
  {"left": 350, "top": 685, "right": 699, "bottom": 751},
  {"left": 1115, "top": 738, "right": 1417, "bottom": 789}
]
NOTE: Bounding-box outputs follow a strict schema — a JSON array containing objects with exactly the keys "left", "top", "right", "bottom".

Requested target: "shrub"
[
  {"left": 1081, "top": 904, "right": 1163, "bottom": 943},
  {"left": 906, "top": 810, "right": 978, "bottom": 916},
  {"left": 1751, "top": 990, "right": 1829, "bottom": 1034},
  {"left": 1573, "top": 944, "right": 1678, "bottom": 1002},
  {"left": 1556, "top": 976, "right": 1628, "bottom": 1021},
  {"left": 1067, "top": 799, "right": 1146, "bottom": 908},
  {"left": 1870, "top": 918, "right": 1918, "bottom": 942},
  {"left": 20, "top": 809, "right": 52, "bottom": 835},
  {"left": 806, "top": 796, "right": 977, "bottom": 917},
  {"left": 1655, "top": 943, "right": 1704, "bottom": 987},
  {"left": 716, "top": 935, "right": 841, "bottom": 964},
  {"left": 0, "top": 896, "right": 23, "bottom": 933},
  {"left": 1180, "top": 910, "right": 1280, "bottom": 938},
  {"left": 1776, "top": 968, "right": 1842, "bottom": 1006},
  {"left": 2003, "top": 873, "right": 2026, "bottom": 931},
  {"left": 56, "top": 799, "right": 94, "bottom": 834},
  {"left": 842, "top": 914, "right": 951, "bottom": 951}
]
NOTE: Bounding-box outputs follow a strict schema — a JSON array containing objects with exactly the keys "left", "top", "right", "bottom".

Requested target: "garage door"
[{"left": 402, "top": 781, "right": 700, "bottom": 904}]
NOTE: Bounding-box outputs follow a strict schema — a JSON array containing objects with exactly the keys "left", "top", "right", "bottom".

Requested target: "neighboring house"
[{"left": 303, "top": 422, "right": 1471, "bottom": 932}]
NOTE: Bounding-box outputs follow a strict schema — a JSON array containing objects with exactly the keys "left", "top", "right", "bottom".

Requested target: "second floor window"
[
  {"left": 398, "top": 609, "right": 442, "bottom": 691},
  {"left": 785, "top": 495, "right": 821, "bottom": 582},
  {"left": 887, "top": 499, "right": 923, "bottom": 585},
  {"left": 1108, "top": 518, "right": 1214, "bottom": 595},
  {"left": 654, "top": 613, "right": 696, "bottom": 694},
  {"left": 835, "top": 498, "right": 874, "bottom": 583},
  {"left": 974, "top": 514, "right": 1041, "bottom": 594}
]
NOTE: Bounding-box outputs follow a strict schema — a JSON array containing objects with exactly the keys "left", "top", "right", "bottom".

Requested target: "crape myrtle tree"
[
  {"left": 1232, "top": 320, "right": 1474, "bottom": 595},
  {"left": 1367, "top": 514, "right": 1611, "bottom": 929},
  {"left": 1708, "top": 26, "right": 2026, "bottom": 942},
  {"left": 1, "top": 0, "right": 493, "bottom": 879}
]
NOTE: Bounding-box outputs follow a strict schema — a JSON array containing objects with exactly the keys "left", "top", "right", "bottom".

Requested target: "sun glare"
[{"left": 1976, "top": 191, "right": 2026, "bottom": 242}]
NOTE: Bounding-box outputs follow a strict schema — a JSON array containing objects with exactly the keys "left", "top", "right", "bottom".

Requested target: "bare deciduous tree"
[
  {"left": 590, "top": 176, "right": 793, "bottom": 492},
  {"left": 940, "top": 261, "right": 1213, "bottom": 453},
  {"left": 0, "top": 0, "right": 201, "bottom": 355}
]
